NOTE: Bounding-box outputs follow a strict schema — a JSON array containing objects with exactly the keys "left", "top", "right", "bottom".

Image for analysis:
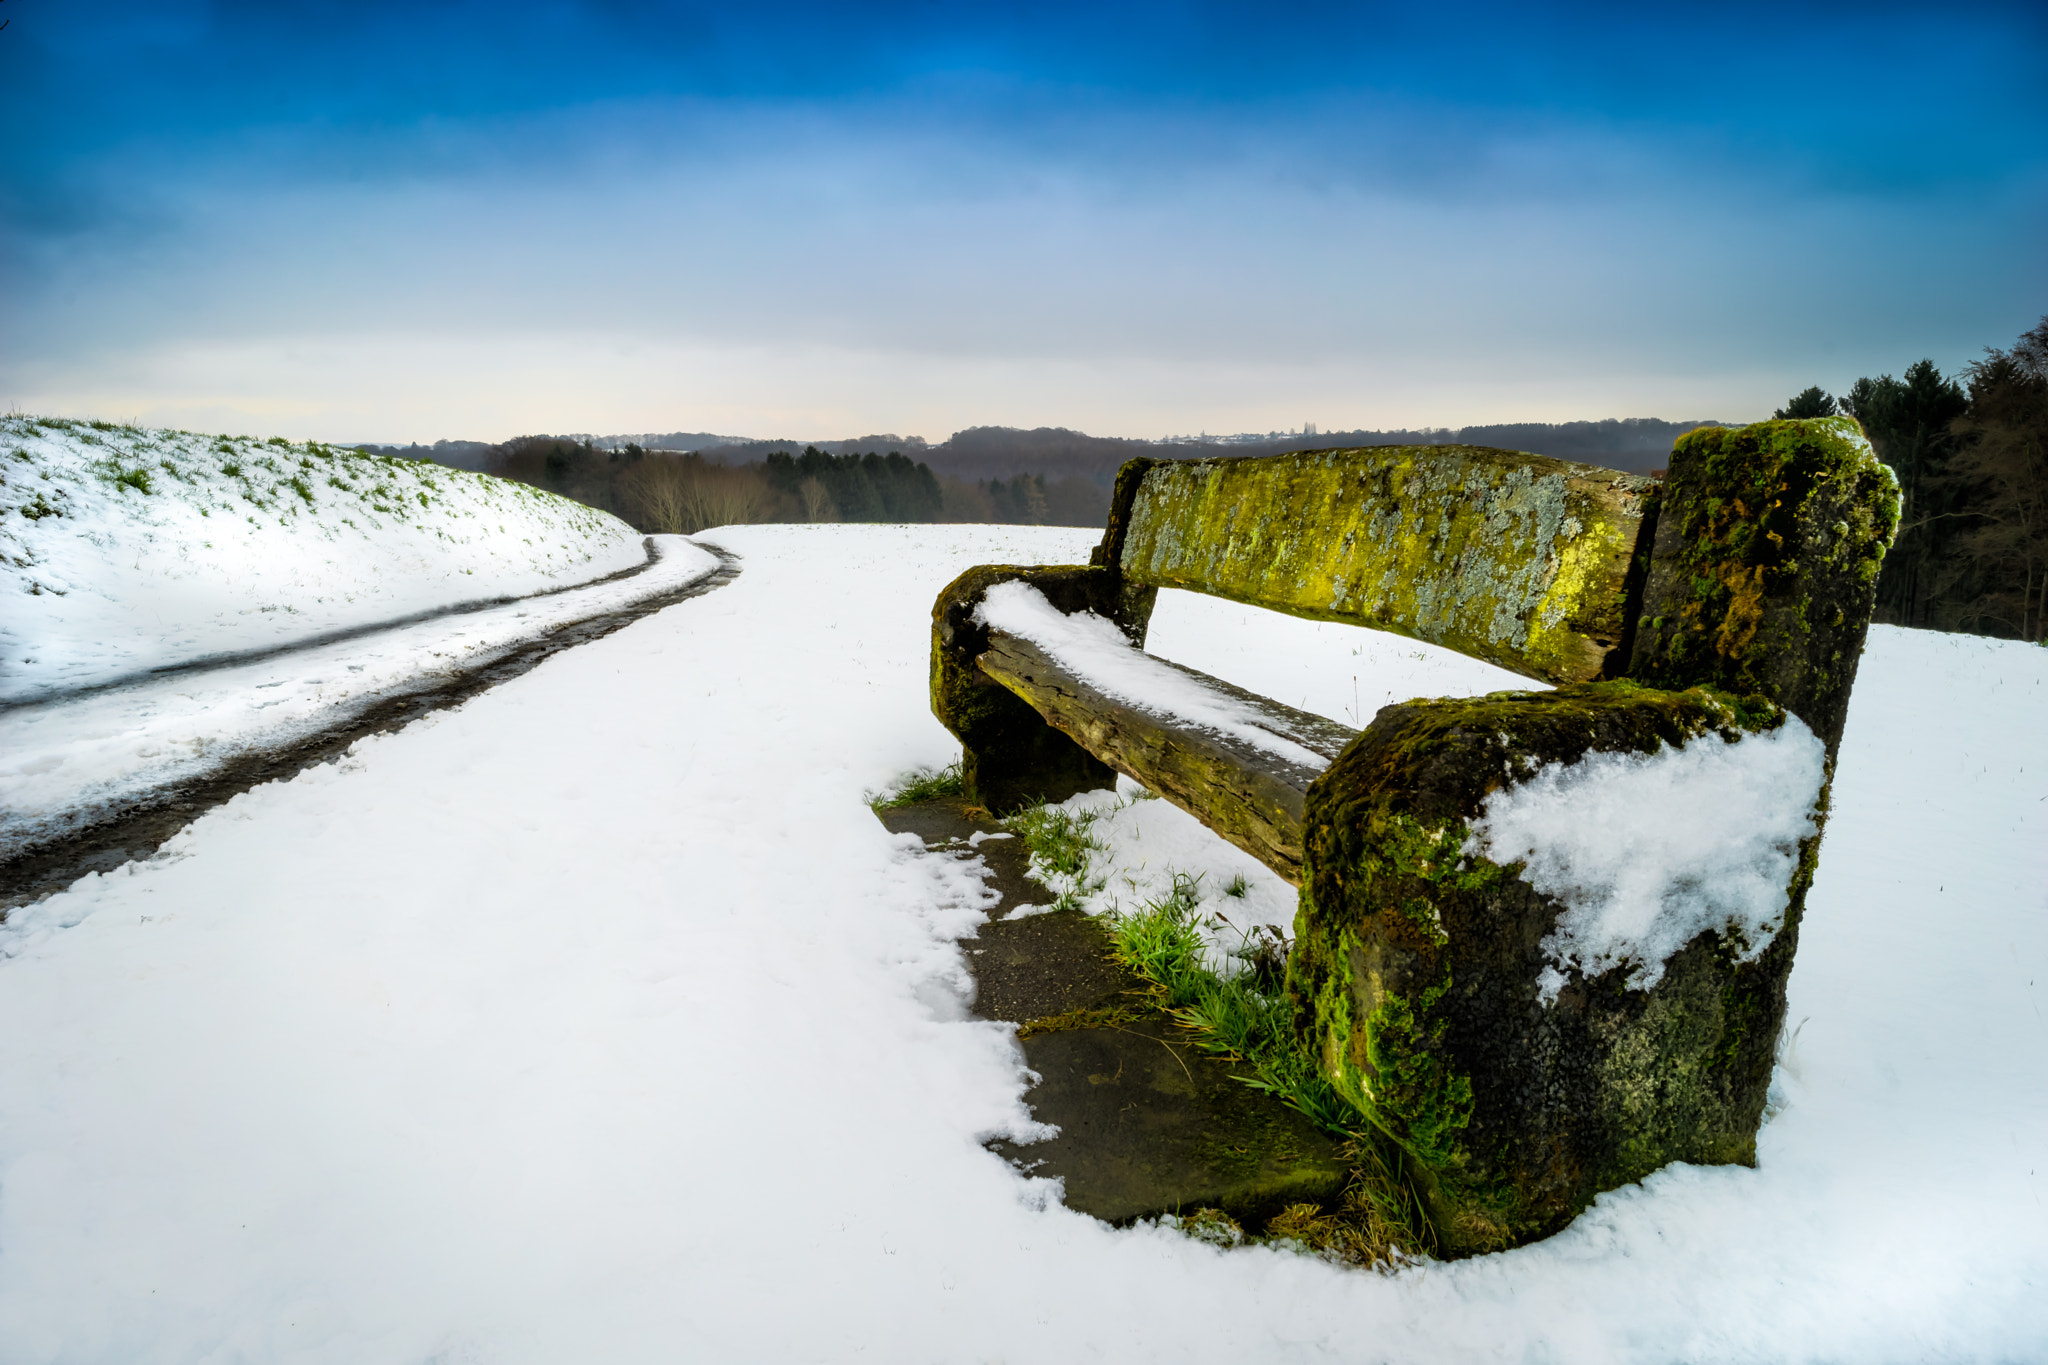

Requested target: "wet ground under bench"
[{"left": 877, "top": 795, "right": 1349, "bottom": 1226}]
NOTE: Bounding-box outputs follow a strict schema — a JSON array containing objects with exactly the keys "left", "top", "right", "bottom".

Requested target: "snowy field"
[
  {"left": 0, "top": 523, "right": 2042, "bottom": 1363},
  {"left": 1, "top": 416, "right": 646, "bottom": 703}
]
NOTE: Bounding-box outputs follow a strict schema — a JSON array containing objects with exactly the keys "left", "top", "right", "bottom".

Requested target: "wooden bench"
[{"left": 931, "top": 418, "right": 1898, "bottom": 1253}]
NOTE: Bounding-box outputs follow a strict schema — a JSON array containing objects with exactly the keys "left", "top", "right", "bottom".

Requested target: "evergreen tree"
[
  {"left": 1774, "top": 387, "right": 1838, "bottom": 419},
  {"left": 1938, "top": 318, "right": 2048, "bottom": 641},
  {"left": 1841, "top": 359, "right": 1968, "bottom": 625}
]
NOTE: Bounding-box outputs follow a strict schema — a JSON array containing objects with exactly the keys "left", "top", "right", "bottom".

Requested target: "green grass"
[
  {"left": 1103, "top": 875, "right": 1363, "bottom": 1135},
  {"left": 868, "top": 761, "right": 966, "bottom": 810},
  {"left": 997, "top": 792, "right": 1439, "bottom": 1264},
  {"left": 1103, "top": 881, "right": 1441, "bottom": 1260},
  {"left": 1004, "top": 802, "right": 1106, "bottom": 911}
]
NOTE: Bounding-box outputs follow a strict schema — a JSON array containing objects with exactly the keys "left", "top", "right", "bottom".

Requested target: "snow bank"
[
  {"left": 1465, "top": 719, "right": 1828, "bottom": 1000},
  {"left": 0, "top": 415, "right": 645, "bottom": 702},
  {"left": 973, "top": 579, "right": 1328, "bottom": 769}
]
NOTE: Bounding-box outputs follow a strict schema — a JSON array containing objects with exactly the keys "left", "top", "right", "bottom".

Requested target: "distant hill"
[
  {"left": 676, "top": 418, "right": 1725, "bottom": 483},
  {"left": 907, "top": 418, "right": 1728, "bottom": 485},
  {"left": 356, "top": 418, "right": 1729, "bottom": 491}
]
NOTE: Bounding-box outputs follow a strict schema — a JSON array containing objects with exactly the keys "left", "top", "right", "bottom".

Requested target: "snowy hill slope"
[{"left": 1, "top": 416, "right": 645, "bottom": 703}]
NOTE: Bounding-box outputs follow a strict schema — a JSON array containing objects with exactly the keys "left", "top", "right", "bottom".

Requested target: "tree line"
[
  {"left": 461, "top": 439, "right": 1108, "bottom": 535},
  {"left": 397, "top": 315, "right": 2047, "bottom": 643},
  {"left": 1775, "top": 314, "right": 2047, "bottom": 643}
]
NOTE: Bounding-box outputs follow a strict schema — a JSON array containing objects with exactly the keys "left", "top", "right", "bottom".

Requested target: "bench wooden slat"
[
  {"left": 1115, "top": 446, "right": 1657, "bottom": 686},
  {"left": 978, "top": 631, "right": 1358, "bottom": 885}
]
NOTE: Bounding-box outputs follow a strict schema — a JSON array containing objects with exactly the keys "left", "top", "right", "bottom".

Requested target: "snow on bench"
[{"left": 973, "top": 578, "right": 1354, "bottom": 880}]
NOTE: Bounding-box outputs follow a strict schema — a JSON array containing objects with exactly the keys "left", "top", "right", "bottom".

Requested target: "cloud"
[{"left": 2, "top": 3, "right": 2043, "bottom": 438}]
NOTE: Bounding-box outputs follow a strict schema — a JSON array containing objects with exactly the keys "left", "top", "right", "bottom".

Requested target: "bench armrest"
[{"left": 930, "top": 563, "right": 1156, "bottom": 811}]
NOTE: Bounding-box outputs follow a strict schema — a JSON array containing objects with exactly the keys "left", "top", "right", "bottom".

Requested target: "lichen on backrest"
[{"left": 1112, "top": 446, "right": 1659, "bottom": 685}]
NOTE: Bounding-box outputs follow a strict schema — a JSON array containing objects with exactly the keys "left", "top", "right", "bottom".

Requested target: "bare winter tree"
[
  {"left": 798, "top": 476, "right": 836, "bottom": 522},
  {"left": 621, "top": 455, "right": 776, "bottom": 534}
]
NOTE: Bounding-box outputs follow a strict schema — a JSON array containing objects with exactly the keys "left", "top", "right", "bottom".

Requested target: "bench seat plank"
[
  {"left": 1116, "top": 446, "right": 1657, "bottom": 686},
  {"left": 978, "top": 630, "right": 1358, "bottom": 885}
]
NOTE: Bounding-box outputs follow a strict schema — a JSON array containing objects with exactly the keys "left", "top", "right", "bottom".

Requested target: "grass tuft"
[
  {"left": 1080, "top": 833, "right": 1437, "bottom": 1264},
  {"left": 1165, "top": 1207, "right": 1245, "bottom": 1248},
  {"left": 1103, "top": 878, "right": 1362, "bottom": 1134},
  {"left": 1005, "top": 803, "right": 1106, "bottom": 911},
  {"left": 868, "top": 761, "right": 965, "bottom": 810}
]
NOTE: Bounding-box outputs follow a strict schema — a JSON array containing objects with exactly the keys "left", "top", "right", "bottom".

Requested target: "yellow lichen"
[{"left": 1116, "top": 446, "right": 1655, "bottom": 685}]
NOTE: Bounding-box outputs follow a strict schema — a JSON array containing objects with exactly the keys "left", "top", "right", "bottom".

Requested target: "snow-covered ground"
[
  {"left": 1, "top": 416, "right": 646, "bottom": 703},
  {"left": 0, "top": 524, "right": 2042, "bottom": 1363},
  {"left": 0, "top": 535, "right": 721, "bottom": 865}
]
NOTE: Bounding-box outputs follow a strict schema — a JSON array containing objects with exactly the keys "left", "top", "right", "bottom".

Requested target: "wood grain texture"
[{"left": 977, "top": 631, "right": 1358, "bottom": 885}]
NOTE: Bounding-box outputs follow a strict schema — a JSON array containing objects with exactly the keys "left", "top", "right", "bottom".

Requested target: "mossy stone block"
[
  {"left": 1629, "top": 416, "right": 1898, "bottom": 757},
  {"left": 1293, "top": 681, "right": 1812, "bottom": 1255}
]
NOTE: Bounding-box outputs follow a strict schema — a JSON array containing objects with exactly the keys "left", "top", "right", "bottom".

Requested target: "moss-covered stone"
[
  {"left": 1628, "top": 416, "right": 1898, "bottom": 757},
  {"left": 929, "top": 563, "right": 1155, "bottom": 811},
  {"left": 1114, "top": 446, "right": 1659, "bottom": 685},
  {"left": 1293, "top": 681, "right": 1811, "bottom": 1255}
]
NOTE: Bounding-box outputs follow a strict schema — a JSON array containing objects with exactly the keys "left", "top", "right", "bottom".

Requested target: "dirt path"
[{"left": 0, "top": 547, "right": 741, "bottom": 914}]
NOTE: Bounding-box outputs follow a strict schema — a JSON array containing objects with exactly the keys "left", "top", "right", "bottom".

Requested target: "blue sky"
[{"left": 3, "top": 1, "right": 2043, "bottom": 442}]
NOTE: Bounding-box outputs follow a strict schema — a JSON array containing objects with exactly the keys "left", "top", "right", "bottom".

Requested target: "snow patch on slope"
[
  {"left": 1464, "top": 719, "right": 1827, "bottom": 1000},
  {"left": 0, "top": 415, "right": 643, "bottom": 702}
]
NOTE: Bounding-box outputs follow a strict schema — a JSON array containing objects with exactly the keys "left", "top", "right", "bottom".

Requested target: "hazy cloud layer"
[{"left": 4, "top": 2, "right": 2044, "bottom": 441}]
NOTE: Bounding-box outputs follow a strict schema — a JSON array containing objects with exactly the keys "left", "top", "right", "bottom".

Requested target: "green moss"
[
  {"left": 1357, "top": 966, "right": 1473, "bottom": 1168},
  {"left": 1116, "top": 446, "right": 1658, "bottom": 685},
  {"left": 1629, "top": 416, "right": 1897, "bottom": 752},
  {"left": 1295, "top": 679, "right": 1799, "bottom": 1255}
]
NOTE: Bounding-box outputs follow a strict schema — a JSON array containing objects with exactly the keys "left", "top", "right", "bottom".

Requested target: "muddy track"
[{"left": 0, "top": 547, "right": 742, "bottom": 914}]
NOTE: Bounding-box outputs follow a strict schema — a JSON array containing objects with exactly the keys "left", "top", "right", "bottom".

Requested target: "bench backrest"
[
  {"left": 1092, "top": 446, "right": 1658, "bottom": 686},
  {"left": 1084, "top": 418, "right": 1899, "bottom": 760}
]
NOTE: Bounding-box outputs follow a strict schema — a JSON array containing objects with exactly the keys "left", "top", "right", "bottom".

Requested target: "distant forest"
[
  {"left": 354, "top": 327, "right": 2046, "bottom": 643},
  {"left": 1772, "top": 315, "right": 2046, "bottom": 643},
  {"left": 355, "top": 416, "right": 1722, "bottom": 538}
]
